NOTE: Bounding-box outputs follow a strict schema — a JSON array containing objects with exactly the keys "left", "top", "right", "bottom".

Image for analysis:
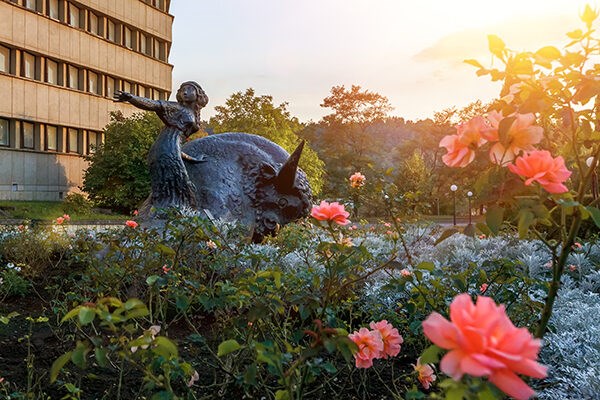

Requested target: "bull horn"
[{"left": 277, "top": 141, "right": 304, "bottom": 188}]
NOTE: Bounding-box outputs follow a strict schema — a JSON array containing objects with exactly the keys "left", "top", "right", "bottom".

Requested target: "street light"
[
  {"left": 450, "top": 184, "right": 458, "bottom": 225},
  {"left": 467, "top": 191, "right": 473, "bottom": 226}
]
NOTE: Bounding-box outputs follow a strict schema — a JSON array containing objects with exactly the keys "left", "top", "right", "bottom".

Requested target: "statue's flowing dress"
[{"left": 145, "top": 101, "right": 198, "bottom": 211}]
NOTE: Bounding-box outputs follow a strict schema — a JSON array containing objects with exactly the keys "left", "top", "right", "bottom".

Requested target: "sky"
[{"left": 169, "top": 0, "right": 595, "bottom": 123}]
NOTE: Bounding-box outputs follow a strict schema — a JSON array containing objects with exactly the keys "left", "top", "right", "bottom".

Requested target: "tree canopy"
[
  {"left": 320, "top": 85, "right": 393, "bottom": 126},
  {"left": 83, "top": 111, "right": 160, "bottom": 211},
  {"left": 209, "top": 88, "right": 325, "bottom": 194}
]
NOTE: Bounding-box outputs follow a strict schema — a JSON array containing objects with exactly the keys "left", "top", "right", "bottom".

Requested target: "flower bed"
[{"left": 0, "top": 213, "right": 598, "bottom": 399}]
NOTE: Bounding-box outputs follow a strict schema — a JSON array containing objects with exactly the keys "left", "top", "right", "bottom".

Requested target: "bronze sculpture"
[
  {"left": 114, "top": 81, "right": 208, "bottom": 212},
  {"left": 114, "top": 82, "right": 312, "bottom": 241}
]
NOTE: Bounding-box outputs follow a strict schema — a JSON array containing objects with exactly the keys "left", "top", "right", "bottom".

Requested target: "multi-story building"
[{"left": 0, "top": 0, "right": 173, "bottom": 200}]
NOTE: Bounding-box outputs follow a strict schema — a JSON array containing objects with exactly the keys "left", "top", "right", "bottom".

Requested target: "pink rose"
[
  {"left": 413, "top": 357, "right": 436, "bottom": 390},
  {"left": 349, "top": 172, "right": 366, "bottom": 188},
  {"left": 369, "top": 320, "right": 403, "bottom": 358},
  {"left": 311, "top": 201, "right": 350, "bottom": 225},
  {"left": 508, "top": 150, "right": 571, "bottom": 194},
  {"left": 125, "top": 220, "right": 138, "bottom": 228},
  {"left": 422, "top": 294, "right": 547, "bottom": 400},
  {"left": 348, "top": 327, "right": 384, "bottom": 368}
]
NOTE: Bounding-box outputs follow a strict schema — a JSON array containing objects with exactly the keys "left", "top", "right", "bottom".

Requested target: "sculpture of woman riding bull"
[{"left": 114, "top": 82, "right": 312, "bottom": 241}]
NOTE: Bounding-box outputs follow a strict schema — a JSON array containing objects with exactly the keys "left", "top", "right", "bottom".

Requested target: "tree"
[
  {"left": 209, "top": 88, "right": 325, "bottom": 194},
  {"left": 83, "top": 111, "right": 160, "bottom": 211},
  {"left": 319, "top": 85, "right": 393, "bottom": 168},
  {"left": 321, "top": 85, "right": 393, "bottom": 126}
]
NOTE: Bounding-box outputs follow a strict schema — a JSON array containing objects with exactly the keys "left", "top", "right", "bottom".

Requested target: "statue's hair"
[
  {"left": 177, "top": 81, "right": 208, "bottom": 129},
  {"left": 177, "top": 81, "right": 208, "bottom": 107}
]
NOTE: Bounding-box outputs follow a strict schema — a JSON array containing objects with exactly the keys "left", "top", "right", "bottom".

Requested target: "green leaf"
[
  {"left": 175, "top": 295, "right": 190, "bottom": 312},
  {"left": 435, "top": 228, "right": 459, "bottom": 245},
  {"left": 71, "top": 341, "right": 89, "bottom": 369},
  {"left": 587, "top": 206, "right": 600, "bottom": 228},
  {"left": 488, "top": 34, "right": 506, "bottom": 59},
  {"left": 478, "top": 384, "right": 499, "bottom": 400},
  {"left": 420, "top": 345, "right": 443, "bottom": 364},
  {"left": 50, "top": 351, "right": 72, "bottom": 383},
  {"left": 464, "top": 59, "right": 483, "bottom": 68},
  {"left": 146, "top": 275, "right": 159, "bottom": 285},
  {"left": 567, "top": 29, "right": 583, "bottom": 39},
  {"left": 273, "top": 270, "right": 282, "bottom": 288},
  {"left": 573, "top": 81, "right": 600, "bottom": 105},
  {"left": 446, "top": 386, "right": 466, "bottom": 400},
  {"left": 275, "top": 390, "right": 290, "bottom": 400},
  {"left": 153, "top": 336, "right": 179, "bottom": 358},
  {"left": 155, "top": 243, "right": 176, "bottom": 256},
  {"left": 124, "top": 306, "right": 149, "bottom": 320},
  {"left": 217, "top": 339, "right": 242, "bottom": 357},
  {"left": 95, "top": 347, "right": 108, "bottom": 368},
  {"left": 535, "top": 46, "right": 561, "bottom": 60},
  {"left": 98, "top": 297, "right": 123, "bottom": 308},
  {"left": 61, "top": 306, "right": 81, "bottom": 323},
  {"left": 0, "top": 311, "right": 19, "bottom": 325},
  {"left": 244, "top": 364, "right": 258, "bottom": 385},
  {"left": 486, "top": 206, "right": 504, "bottom": 235},
  {"left": 416, "top": 261, "right": 435, "bottom": 272},
  {"left": 78, "top": 307, "right": 96, "bottom": 325},
  {"left": 475, "top": 223, "right": 492, "bottom": 236},
  {"left": 497, "top": 116, "right": 516, "bottom": 145},
  {"left": 518, "top": 209, "right": 535, "bottom": 238},
  {"left": 463, "top": 223, "right": 476, "bottom": 237},
  {"left": 124, "top": 298, "right": 145, "bottom": 311},
  {"left": 150, "top": 392, "right": 175, "bottom": 400},
  {"left": 581, "top": 4, "right": 598, "bottom": 28},
  {"left": 322, "top": 361, "right": 337, "bottom": 373}
]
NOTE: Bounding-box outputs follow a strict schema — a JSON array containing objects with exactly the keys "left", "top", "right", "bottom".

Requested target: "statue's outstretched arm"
[{"left": 113, "top": 90, "right": 161, "bottom": 111}]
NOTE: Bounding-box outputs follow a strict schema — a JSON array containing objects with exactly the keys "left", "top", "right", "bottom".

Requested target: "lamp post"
[
  {"left": 450, "top": 184, "right": 458, "bottom": 225},
  {"left": 467, "top": 191, "right": 473, "bottom": 226}
]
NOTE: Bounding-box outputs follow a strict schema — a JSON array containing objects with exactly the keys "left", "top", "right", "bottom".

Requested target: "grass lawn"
[{"left": 0, "top": 200, "right": 128, "bottom": 221}]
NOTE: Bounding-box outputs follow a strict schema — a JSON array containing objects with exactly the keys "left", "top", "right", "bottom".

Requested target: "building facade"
[{"left": 0, "top": 0, "right": 173, "bottom": 200}]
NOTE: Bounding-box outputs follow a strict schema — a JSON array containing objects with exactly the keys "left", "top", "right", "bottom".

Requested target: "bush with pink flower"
[{"left": 348, "top": 320, "right": 403, "bottom": 368}]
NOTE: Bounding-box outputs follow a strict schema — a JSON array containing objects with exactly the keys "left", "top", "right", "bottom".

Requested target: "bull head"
[{"left": 275, "top": 141, "right": 304, "bottom": 191}]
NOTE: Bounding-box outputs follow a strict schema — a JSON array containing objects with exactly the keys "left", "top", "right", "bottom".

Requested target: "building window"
[
  {"left": 139, "top": 33, "right": 147, "bottom": 55},
  {"left": 105, "top": 76, "right": 115, "bottom": 98},
  {"left": 21, "top": 51, "right": 35, "bottom": 79},
  {"left": 153, "top": 39, "right": 161, "bottom": 60},
  {"left": 67, "top": 65, "right": 79, "bottom": 89},
  {"left": 22, "top": 122, "right": 34, "bottom": 149},
  {"left": 46, "top": 0, "right": 59, "bottom": 20},
  {"left": 88, "top": 131, "right": 97, "bottom": 153},
  {"left": 0, "top": 118, "right": 9, "bottom": 146},
  {"left": 68, "top": 4, "right": 80, "bottom": 28},
  {"left": 122, "top": 80, "right": 131, "bottom": 94},
  {"left": 23, "top": 0, "right": 35, "bottom": 10},
  {"left": 46, "top": 125, "right": 58, "bottom": 151},
  {"left": 106, "top": 19, "right": 116, "bottom": 42},
  {"left": 46, "top": 58, "right": 58, "bottom": 84},
  {"left": 153, "top": 0, "right": 165, "bottom": 11},
  {"left": 124, "top": 26, "right": 132, "bottom": 49},
  {"left": 88, "top": 71, "right": 99, "bottom": 94},
  {"left": 68, "top": 128, "right": 78, "bottom": 153},
  {"left": 0, "top": 45, "right": 9, "bottom": 73},
  {"left": 88, "top": 12, "right": 99, "bottom": 35}
]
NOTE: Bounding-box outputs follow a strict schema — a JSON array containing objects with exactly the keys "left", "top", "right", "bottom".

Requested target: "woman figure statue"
[{"left": 114, "top": 81, "right": 209, "bottom": 215}]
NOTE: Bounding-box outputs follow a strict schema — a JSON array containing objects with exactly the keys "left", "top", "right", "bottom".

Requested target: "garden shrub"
[{"left": 62, "top": 192, "right": 93, "bottom": 215}]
